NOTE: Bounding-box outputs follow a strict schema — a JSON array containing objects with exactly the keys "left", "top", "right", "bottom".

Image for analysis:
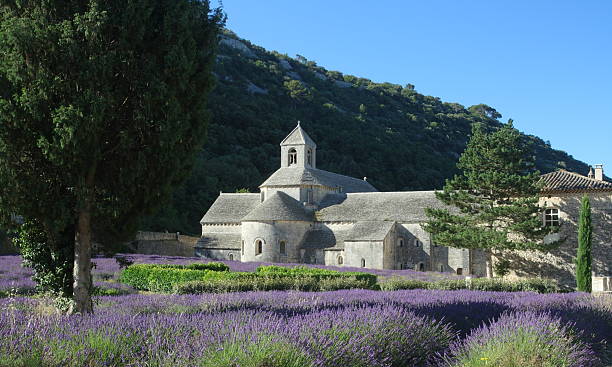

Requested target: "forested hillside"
[{"left": 143, "top": 30, "right": 589, "bottom": 235}]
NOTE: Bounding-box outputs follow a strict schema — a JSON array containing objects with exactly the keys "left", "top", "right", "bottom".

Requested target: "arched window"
[
  {"left": 307, "top": 149, "right": 312, "bottom": 165},
  {"left": 337, "top": 255, "right": 343, "bottom": 265},
  {"left": 398, "top": 238, "right": 404, "bottom": 248},
  {"left": 279, "top": 241, "right": 286, "bottom": 255},
  {"left": 255, "top": 239, "right": 263, "bottom": 255},
  {"left": 361, "top": 258, "right": 366, "bottom": 268},
  {"left": 288, "top": 148, "right": 297, "bottom": 165},
  {"left": 418, "top": 262, "right": 425, "bottom": 271},
  {"left": 228, "top": 253, "right": 234, "bottom": 261},
  {"left": 414, "top": 239, "right": 421, "bottom": 247},
  {"left": 439, "top": 264, "right": 444, "bottom": 272}
]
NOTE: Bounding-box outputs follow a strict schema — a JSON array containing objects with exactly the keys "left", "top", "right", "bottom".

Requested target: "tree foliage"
[
  {"left": 423, "top": 121, "right": 558, "bottom": 252},
  {"left": 575, "top": 195, "right": 592, "bottom": 292},
  {"left": 0, "top": 0, "right": 223, "bottom": 312}
]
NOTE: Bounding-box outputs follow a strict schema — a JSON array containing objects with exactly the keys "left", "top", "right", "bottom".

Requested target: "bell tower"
[{"left": 280, "top": 121, "right": 316, "bottom": 169}]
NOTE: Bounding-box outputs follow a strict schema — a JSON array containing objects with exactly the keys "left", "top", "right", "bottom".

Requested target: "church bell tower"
[{"left": 280, "top": 121, "right": 317, "bottom": 169}]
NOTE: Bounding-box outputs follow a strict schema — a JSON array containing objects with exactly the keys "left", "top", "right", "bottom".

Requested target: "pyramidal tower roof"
[{"left": 280, "top": 121, "right": 316, "bottom": 147}]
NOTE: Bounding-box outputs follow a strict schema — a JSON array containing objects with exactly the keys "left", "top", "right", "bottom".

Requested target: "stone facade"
[
  {"left": 196, "top": 123, "right": 487, "bottom": 276},
  {"left": 195, "top": 124, "right": 611, "bottom": 285},
  {"left": 504, "top": 190, "right": 612, "bottom": 286}
]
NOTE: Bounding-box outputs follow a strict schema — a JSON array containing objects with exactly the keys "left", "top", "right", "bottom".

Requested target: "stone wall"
[
  {"left": 504, "top": 192, "right": 612, "bottom": 287},
  {"left": 133, "top": 231, "right": 199, "bottom": 257}
]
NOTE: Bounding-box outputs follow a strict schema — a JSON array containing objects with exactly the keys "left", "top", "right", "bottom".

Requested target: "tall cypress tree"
[
  {"left": 576, "top": 195, "right": 592, "bottom": 292},
  {"left": 423, "top": 121, "right": 559, "bottom": 276},
  {"left": 0, "top": 0, "right": 224, "bottom": 313}
]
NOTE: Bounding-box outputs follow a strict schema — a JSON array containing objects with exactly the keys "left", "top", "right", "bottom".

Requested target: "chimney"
[
  {"left": 594, "top": 164, "right": 604, "bottom": 181},
  {"left": 588, "top": 167, "right": 594, "bottom": 179}
]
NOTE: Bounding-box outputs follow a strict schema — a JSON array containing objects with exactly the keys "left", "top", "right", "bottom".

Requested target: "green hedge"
[
  {"left": 120, "top": 264, "right": 377, "bottom": 293},
  {"left": 175, "top": 276, "right": 375, "bottom": 294},
  {"left": 379, "top": 277, "right": 561, "bottom": 293}
]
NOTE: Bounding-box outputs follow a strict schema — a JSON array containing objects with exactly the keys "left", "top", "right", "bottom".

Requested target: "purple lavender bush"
[{"left": 440, "top": 311, "right": 599, "bottom": 367}]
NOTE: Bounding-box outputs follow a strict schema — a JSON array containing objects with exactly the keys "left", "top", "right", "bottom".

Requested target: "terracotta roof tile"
[{"left": 540, "top": 169, "right": 612, "bottom": 193}]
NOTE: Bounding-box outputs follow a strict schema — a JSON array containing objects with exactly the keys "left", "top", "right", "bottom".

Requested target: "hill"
[{"left": 143, "top": 30, "right": 589, "bottom": 235}]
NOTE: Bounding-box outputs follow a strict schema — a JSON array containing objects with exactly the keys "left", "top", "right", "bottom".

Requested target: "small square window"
[{"left": 544, "top": 208, "right": 560, "bottom": 227}]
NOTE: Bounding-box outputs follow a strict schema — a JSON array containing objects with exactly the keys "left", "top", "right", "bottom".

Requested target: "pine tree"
[
  {"left": 423, "top": 121, "right": 559, "bottom": 276},
  {"left": 0, "top": 0, "right": 224, "bottom": 313},
  {"left": 575, "top": 195, "right": 592, "bottom": 292}
]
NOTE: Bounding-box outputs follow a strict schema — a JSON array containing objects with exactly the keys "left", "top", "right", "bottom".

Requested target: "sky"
[{"left": 214, "top": 0, "right": 611, "bottom": 174}]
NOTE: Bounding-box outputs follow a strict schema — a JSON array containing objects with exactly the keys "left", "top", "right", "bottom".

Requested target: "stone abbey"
[{"left": 196, "top": 123, "right": 612, "bottom": 287}]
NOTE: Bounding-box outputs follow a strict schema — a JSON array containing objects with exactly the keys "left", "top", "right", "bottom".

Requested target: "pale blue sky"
[{"left": 215, "top": 0, "right": 611, "bottom": 174}]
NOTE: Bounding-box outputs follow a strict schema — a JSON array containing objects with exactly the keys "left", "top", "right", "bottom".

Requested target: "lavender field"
[{"left": 1, "top": 255, "right": 610, "bottom": 366}]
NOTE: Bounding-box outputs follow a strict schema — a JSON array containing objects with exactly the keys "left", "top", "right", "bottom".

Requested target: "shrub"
[
  {"left": 379, "top": 278, "right": 431, "bottom": 291},
  {"left": 379, "top": 277, "right": 560, "bottom": 293},
  {"left": 123, "top": 264, "right": 377, "bottom": 293},
  {"left": 187, "top": 262, "right": 229, "bottom": 272},
  {"left": 200, "top": 337, "right": 313, "bottom": 367},
  {"left": 442, "top": 311, "right": 598, "bottom": 367}
]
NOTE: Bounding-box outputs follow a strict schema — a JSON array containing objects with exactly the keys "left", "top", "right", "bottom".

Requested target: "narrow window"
[
  {"left": 398, "top": 238, "right": 404, "bottom": 248},
  {"left": 260, "top": 191, "right": 265, "bottom": 202},
  {"left": 307, "top": 149, "right": 312, "bottom": 165},
  {"left": 439, "top": 264, "right": 444, "bottom": 272},
  {"left": 414, "top": 239, "right": 420, "bottom": 247},
  {"left": 228, "top": 253, "right": 234, "bottom": 261},
  {"left": 361, "top": 258, "right": 366, "bottom": 268},
  {"left": 337, "top": 255, "right": 343, "bottom": 265},
  {"left": 544, "top": 208, "right": 560, "bottom": 227},
  {"left": 255, "top": 239, "right": 263, "bottom": 255},
  {"left": 288, "top": 148, "right": 297, "bottom": 165},
  {"left": 456, "top": 268, "right": 463, "bottom": 275},
  {"left": 279, "top": 241, "right": 286, "bottom": 255},
  {"left": 241, "top": 240, "right": 244, "bottom": 255},
  {"left": 418, "top": 263, "right": 425, "bottom": 271},
  {"left": 307, "top": 189, "right": 313, "bottom": 204}
]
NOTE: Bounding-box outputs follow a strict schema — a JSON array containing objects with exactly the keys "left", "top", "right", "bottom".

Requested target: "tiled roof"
[
  {"left": 242, "top": 191, "right": 314, "bottom": 222},
  {"left": 260, "top": 166, "right": 378, "bottom": 192},
  {"left": 195, "top": 232, "right": 241, "bottom": 250},
  {"left": 301, "top": 227, "right": 349, "bottom": 250},
  {"left": 540, "top": 170, "right": 612, "bottom": 193},
  {"left": 345, "top": 221, "right": 395, "bottom": 241},
  {"left": 316, "top": 191, "right": 452, "bottom": 223},
  {"left": 280, "top": 123, "right": 316, "bottom": 147},
  {"left": 200, "top": 193, "right": 261, "bottom": 224}
]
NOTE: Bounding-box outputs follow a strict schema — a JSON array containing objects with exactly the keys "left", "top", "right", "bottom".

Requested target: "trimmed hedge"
[
  {"left": 120, "top": 264, "right": 377, "bottom": 293},
  {"left": 379, "top": 277, "right": 561, "bottom": 293},
  {"left": 175, "top": 276, "right": 375, "bottom": 294}
]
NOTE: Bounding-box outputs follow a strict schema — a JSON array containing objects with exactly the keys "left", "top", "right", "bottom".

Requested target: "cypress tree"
[
  {"left": 0, "top": 0, "right": 224, "bottom": 313},
  {"left": 576, "top": 195, "right": 592, "bottom": 292}
]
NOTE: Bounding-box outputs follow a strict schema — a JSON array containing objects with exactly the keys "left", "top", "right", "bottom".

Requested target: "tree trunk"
[
  {"left": 486, "top": 250, "right": 494, "bottom": 278},
  {"left": 71, "top": 168, "right": 96, "bottom": 314},
  {"left": 71, "top": 205, "right": 94, "bottom": 314}
]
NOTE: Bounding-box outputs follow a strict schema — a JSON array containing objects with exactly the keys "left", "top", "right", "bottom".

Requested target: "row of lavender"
[
  {"left": 1, "top": 290, "right": 610, "bottom": 366},
  {"left": 0, "top": 254, "right": 460, "bottom": 295}
]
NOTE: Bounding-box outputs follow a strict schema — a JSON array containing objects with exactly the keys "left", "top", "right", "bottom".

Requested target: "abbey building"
[{"left": 196, "top": 123, "right": 488, "bottom": 276}]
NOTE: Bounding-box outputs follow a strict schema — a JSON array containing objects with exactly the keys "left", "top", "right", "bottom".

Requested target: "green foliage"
[
  {"left": 120, "top": 263, "right": 377, "bottom": 293},
  {"left": 576, "top": 195, "right": 592, "bottom": 292},
  {"left": 424, "top": 121, "right": 558, "bottom": 252},
  {"left": 187, "top": 262, "right": 230, "bottom": 272},
  {"left": 200, "top": 337, "right": 313, "bottom": 367},
  {"left": 14, "top": 220, "right": 74, "bottom": 298},
  {"left": 379, "top": 277, "right": 560, "bottom": 293},
  {"left": 0, "top": 0, "right": 224, "bottom": 311},
  {"left": 493, "top": 258, "right": 512, "bottom": 278},
  {"left": 142, "top": 32, "right": 589, "bottom": 234}
]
